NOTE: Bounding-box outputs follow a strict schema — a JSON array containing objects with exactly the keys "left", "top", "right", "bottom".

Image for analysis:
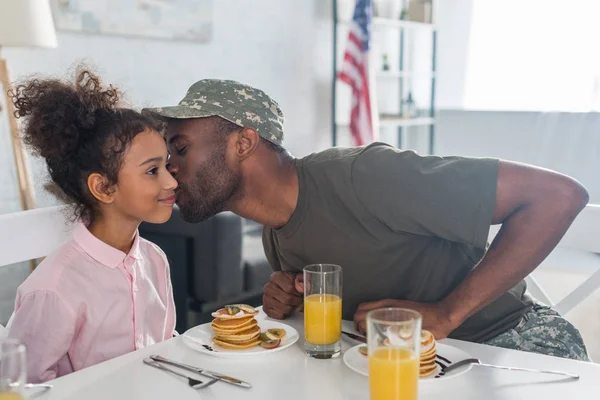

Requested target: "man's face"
[{"left": 166, "top": 117, "right": 241, "bottom": 223}]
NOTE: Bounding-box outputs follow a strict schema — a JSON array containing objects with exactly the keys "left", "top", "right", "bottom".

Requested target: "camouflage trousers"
[{"left": 483, "top": 304, "right": 589, "bottom": 361}]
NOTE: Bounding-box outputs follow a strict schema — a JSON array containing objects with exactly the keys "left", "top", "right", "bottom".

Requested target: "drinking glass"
[
  {"left": 0, "top": 339, "right": 26, "bottom": 400},
  {"left": 303, "top": 264, "right": 342, "bottom": 359},
  {"left": 367, "top": 308, "right": 421, "bottom": 400}
]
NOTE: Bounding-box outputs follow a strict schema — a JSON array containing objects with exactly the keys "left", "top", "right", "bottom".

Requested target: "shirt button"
[{"left": 133, "top": 285, "right": 139, "bottom": 292}]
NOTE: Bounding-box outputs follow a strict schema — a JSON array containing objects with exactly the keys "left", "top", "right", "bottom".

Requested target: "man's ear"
[
  {"left": 87, "top": 173, "right": 116, "bottom": 204},
  {"left": 235, "top": 127, "right": 260, "bottom": 160}
]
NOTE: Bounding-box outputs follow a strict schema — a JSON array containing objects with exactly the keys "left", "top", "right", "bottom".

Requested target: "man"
[{"left": 145, "top": 79, "right": 589, "bottom": 360}]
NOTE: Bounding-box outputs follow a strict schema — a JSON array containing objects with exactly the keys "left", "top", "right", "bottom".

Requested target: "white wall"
[
  {"left": 433, "top": 0, "right": 600, "bottom": 203},
  {"left": 436, "top": 110, "right": 600, "bottom": 202},
  {"left": 435, "top": 0, "right": 473, "bottom": 110},
  {"left": 2, "top": 0, "right": 334, "bottom": 209},
  {"left": 0, "top": 0, "right": 335, "bottom": 324}
]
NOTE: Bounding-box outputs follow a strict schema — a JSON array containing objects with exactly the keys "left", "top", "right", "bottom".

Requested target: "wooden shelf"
[
  {"left": 376, "top": 71, "right": 436, "bottom": 78},
  {"left": 378, "top": 116, "right": 435, "bottom": 127},
  {"left": 373, "top": 17, "right": 436, "bottom": 30},
  {"left": 336, "top": 117, "right": 435, "bottom": 128},
  {"left": 337, "top": 17, "right": 436, "bottom": 31}
]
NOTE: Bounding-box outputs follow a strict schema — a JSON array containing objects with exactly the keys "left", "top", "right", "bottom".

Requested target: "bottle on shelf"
[
  {"left": 373, "top": 0, "right": 402, "bottom": 19},
  {"left": 400, "top": 7, "right": 408, "bottom": 20},
  {"left": 402, "top": 91, "right": 417, "bottom": 119},
  {"left": 382, "top": 54, "right": 390, "bottom": 71}
]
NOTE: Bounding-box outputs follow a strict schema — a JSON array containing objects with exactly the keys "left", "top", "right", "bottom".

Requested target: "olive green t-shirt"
[{"left": 262, "top": 143, "right": 533, "bottom": 342}]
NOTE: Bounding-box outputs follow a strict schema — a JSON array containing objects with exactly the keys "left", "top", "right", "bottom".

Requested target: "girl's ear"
[{"left": 87, "top": 173, "right": 116, "bottom": 204}]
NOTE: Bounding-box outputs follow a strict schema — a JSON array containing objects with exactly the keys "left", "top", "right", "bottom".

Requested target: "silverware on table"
[
  {"left": 143, "top": 358, "right": 218, "bottom": 389},
  {"left": 24, "top": 383, "right": 53, "bottom": 390},
  {"left": 342, "top": 331, "right": 366, "bottom": 343},
  {"left": 150, "top": 355, "right": 252, "bottom": 389},
  {"left": 442, "top": 358, "right": 580, "bottom": 379}
]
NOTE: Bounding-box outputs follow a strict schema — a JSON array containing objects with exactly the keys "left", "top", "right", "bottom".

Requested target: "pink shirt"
[{"left": 8, "top": 223, "right": 176, "bottom": 383}]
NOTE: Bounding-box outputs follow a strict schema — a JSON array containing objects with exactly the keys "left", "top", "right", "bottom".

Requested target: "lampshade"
[{"left": 0, "top": 0, "right": 57, "bottom": 48}]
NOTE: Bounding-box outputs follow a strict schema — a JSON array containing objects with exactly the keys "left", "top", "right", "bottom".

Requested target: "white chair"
[
  {"left": 0, "top": 206, "right": 75, "bottom": 332},
  {"left": 0, "top": 205, "right": 75, "bottom": 268},
  {"left": 489, "top": 204, "right": 600, "bottom": 315}
]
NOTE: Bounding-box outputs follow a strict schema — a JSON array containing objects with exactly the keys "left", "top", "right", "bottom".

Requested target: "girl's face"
[{"left": 111, "top": 129, "right": 178, "bottom": 224}]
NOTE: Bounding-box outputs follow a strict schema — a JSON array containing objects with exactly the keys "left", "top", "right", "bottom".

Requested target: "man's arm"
[
  {"left": 261, "top": 227, "right": 304, "bottom": 319},
  {"left": 355, "top": 161, "right": 588, "bottom": 337},
  {"left": 442, "top": 161, "right": 588, "bottom": 326}
]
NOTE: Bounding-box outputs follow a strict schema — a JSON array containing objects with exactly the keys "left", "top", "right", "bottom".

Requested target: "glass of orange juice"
[
  {"left": 303, "top": 264, "right": 342, "bottom": 359},
  {"left": 0, "top": 339, "right": 26, "bottom": 400},
  {"left": 367, "top": 308, "right": 422, "bottom": 400}
]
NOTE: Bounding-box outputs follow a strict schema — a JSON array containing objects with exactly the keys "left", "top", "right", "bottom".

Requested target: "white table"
[{"left": 41, "top": 310, "right": 600, "bottom": 400}]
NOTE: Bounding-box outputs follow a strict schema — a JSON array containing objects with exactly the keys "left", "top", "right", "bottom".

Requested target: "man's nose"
[{"left": 167, "top": 162, "right": 179, "bottom": 176}]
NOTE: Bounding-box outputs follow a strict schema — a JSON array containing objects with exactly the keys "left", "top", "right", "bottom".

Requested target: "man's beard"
[{"left": 177, "top": 153, "right": 241, "bottom": 224}]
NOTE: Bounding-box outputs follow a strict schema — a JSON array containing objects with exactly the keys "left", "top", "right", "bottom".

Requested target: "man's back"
[{"left": 263, "top": 143, "right": 533, "bottom": 342}]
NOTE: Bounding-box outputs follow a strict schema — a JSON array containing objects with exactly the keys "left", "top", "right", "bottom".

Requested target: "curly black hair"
[{"left": 9, "top": 68, "right": 162, "bottom": 222}]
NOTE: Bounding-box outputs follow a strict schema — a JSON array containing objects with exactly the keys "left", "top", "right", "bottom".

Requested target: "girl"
[{"left": 7, "top": 69, "right": 178, "bottom": 382}]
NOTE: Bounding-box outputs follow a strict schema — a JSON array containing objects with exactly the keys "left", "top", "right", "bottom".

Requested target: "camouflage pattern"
[
  {"left": 143, "top": 79, "right": 285, "bottom": 146},
  {"left": 483, "top": 304, "right": 589, "bottom": 361}
]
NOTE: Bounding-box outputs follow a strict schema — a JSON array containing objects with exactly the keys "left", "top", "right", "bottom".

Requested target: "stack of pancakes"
[
  {"left": 419, "top": 330, "right": 437, "bottom": 377},
  {"left": 211, "top": 305, "right": 261, "bottom": 350}
]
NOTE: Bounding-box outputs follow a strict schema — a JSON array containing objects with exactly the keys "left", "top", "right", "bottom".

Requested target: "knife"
[
  {"left": 150, "top": 355, "right": 252, "bottom": 389},
  {"left": 342, "top": 331, "right": 366, "bottom": 343}
]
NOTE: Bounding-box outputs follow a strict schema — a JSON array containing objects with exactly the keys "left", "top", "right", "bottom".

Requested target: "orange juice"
[
  {"left": 304, "top": 294, "right": 342, "bottom": 345},
  {"left": 369, "top": 347, "right": 418, "bottom": 400},
  {"left": 0, "top": 393, "right": 24, "bottom": 400}
]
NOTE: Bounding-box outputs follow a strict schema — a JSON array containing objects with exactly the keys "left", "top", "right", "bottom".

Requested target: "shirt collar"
[{"left": 73, "top": 223, "right": 143, "bottom": 269}]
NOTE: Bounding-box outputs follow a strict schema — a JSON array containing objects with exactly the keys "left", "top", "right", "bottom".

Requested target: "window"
[{"left": 463, "top": 0, "right": 600, "bottom": 112}]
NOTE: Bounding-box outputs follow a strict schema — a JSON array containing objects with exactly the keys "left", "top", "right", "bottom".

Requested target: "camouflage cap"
[{"left": 143, "top": 79, "right": 285, "bottom": 146}]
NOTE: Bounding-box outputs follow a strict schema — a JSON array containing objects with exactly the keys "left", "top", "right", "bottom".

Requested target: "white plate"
[
  {"left": 343, "top": 342, "right": 473, "bottom": 381},
  {"left": 182, "top": 319, "right": 299, "bottom": 358}
]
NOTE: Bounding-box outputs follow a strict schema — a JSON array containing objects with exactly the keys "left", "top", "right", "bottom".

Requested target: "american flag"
[{"left": 338, "top": 0, "right": 376, "bottom": 146}]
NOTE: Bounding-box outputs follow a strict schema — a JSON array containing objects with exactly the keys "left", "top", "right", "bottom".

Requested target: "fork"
[
  {"left": 143, "top": 358, "right": 218, "bottom": 389},
  {"left": 442, "top": 358, "right": 580, "bottom": 379}
]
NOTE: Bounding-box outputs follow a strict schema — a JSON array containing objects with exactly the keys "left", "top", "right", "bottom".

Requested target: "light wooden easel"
[
  {"left": 0, "top": 48, "right": 37, "bottom": 270},
  {"left": 0, "top": 55, "right": 35, "bottom": 210}
]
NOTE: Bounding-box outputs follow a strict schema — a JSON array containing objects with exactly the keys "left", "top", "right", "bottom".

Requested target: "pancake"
[
  {"left": 211, "top": 318, "right": 257, "bottom": 335},
  {"left": 212, "top": 321, "right": 258, "bottom": 336},
  {"left": 420, "top": 347, "right": 436, "bottom": 359},
  {"left": 214, "top": 325, "right": 261, "bottom": 343},
  {"left": 213, "top": 337, "right": 261, "bottom": 350},
  {"left": 212, "top": 315, "right": 255, "bottom": 328},
  {"left": 215, "top": 332, "right": 261, "bottom": 345},
  {"left": 420, "top": 330, "right": 436, "bottom": 353},
  {"left": 419, "top": 330, "right": 437, "bottom": 378},
  {"left": 211, "top": 304, "right": 259, "bottom": 320},
  {"left": 420, "top": 359, "right": 437, "bottom": 368},
  {"left": 210, "top": 304, "right": 263, "bottom": 350},
  {"left": 419, "top": 363, "right": 438, "bottom": 378}
]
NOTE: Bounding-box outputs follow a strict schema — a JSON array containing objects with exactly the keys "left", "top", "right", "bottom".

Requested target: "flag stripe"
[{"left": 338, "top": 0, "right": 374, "bottom": 146}]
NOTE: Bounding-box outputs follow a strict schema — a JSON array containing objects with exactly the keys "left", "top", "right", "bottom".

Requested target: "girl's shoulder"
[
  {"left": 137, "top": 236, "right": 169, "bottom": 266},
  {"left": 18, "top": 236, "right": 88, "bottom": 296}
]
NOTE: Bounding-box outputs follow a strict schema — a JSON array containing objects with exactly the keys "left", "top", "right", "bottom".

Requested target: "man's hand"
[
  {"left": 353, "top": 299, "right": 457, "bottom": 340},
  {"left": 262, "top": 272, "right": 304, "bottom": 319}
]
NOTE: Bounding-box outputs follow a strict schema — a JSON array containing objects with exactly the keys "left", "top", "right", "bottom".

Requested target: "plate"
[
  {"left": 343, "top": 342, "right": 473, "bottom": 381},
  {"left": 182, "top": 319, "right": 299, "bottom": 358}
]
